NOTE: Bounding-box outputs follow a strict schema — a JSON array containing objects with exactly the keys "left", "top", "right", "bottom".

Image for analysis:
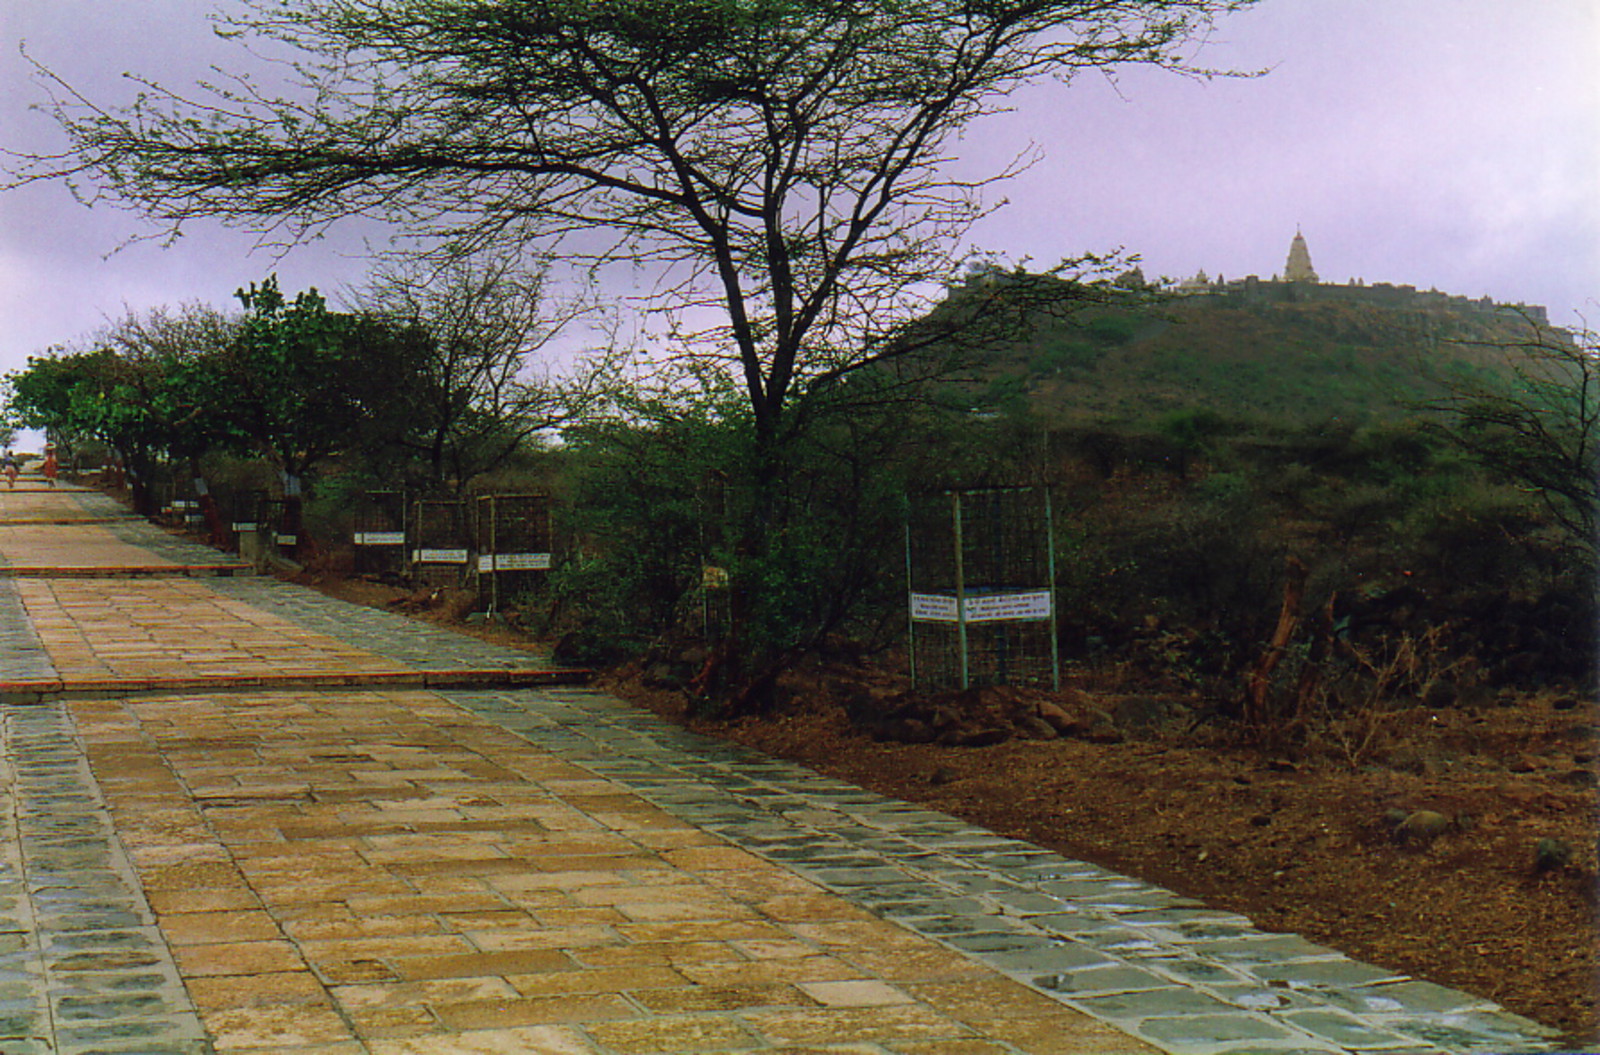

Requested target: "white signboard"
[
  {"left": 275, "top": 534, "right": 298, "bottom": 546},
  {"left": 478, "top": 552, "right": 552, "bottom": 572},
  {"left": 910, "top": 590, "right": 1053, "bottom": 624},
  {"left": 354, "top": 531, "right": 406, "bottom": 546},
  {"left": 910, "top": 593, "right": 959, "bottom": 622},
  {"left": 231, "top": 522, "right": 258, "bottom": 532},
  {"left": 413, "top": 548, "right": 469, "bottom": 564}
]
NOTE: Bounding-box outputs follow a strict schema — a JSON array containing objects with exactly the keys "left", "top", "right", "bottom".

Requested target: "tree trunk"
[
  {"left": 1244, "top": 555, "right": 1307, "bottom": 730},
  {"left": 189, "top": 458, "right": 228, "bottom": 549}
]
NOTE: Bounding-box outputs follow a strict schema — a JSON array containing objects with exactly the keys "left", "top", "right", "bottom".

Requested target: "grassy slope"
[{"left": 980, "top": 294, "right": 1543, "bottom": 428}]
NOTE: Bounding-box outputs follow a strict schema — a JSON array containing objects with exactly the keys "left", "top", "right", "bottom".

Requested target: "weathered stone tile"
[
  {"left": 798, "top": 979, "right": 916, "bottom": 1008},
  {"left": 503, "top": 964, "right": 685, "bottom": 997},
  {"left": 582, "top": 1014, "right": 760, "bottom": 1053},
  {"left": 332, "top": 976, "right": 520, "bottom": 1010},
  {"left": 388, "top": 949, "right": 574, "bottom": 982},
  {"left": 365, "top": 1023, "right": 596, "bottom": 1055},
  {"left": 630, "top": 983, "right": 818, "bottom": 1013},
  {"left": 430, "top": 994, "right": 634, "bottom": 1030},
  {"left": 173, "top": 940, "right": 307, "bottom": 978},
  {"left": 200, "top": 1003, "right": 358, "bottom": 1050},
  {"left": 157, "top": 910, "right": 282, "bottom": 946},
  {"left": 737, "top": 1005, "right": 978, "bottom": 1046},
  {"left": 679, "top": 956, "right": 866, "bottom": 988}
]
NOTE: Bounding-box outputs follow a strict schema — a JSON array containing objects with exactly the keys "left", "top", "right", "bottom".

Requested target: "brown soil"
[{"left": 303, "top": 572, "right": 1599, "bottom": 1048}]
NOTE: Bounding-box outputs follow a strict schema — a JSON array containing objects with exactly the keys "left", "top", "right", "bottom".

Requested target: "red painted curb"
[
  {"left": 0, "top": 564, "right": 255, "bottom": 578},
  {"left": 0, "top": 667, "right": 591, "bottom": 701}
]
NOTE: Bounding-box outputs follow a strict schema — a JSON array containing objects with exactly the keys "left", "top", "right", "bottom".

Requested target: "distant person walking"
[
  {"left": 2, "top": 451, "right": 16, "bottom": 489},
  {"left": 41, "top": 446, "right": 58, "bottom": 487}
]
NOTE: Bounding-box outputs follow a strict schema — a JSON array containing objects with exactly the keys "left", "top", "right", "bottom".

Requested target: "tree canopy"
[
  {"left": 17, "top": 0, "right": 1257, "bottom": 449},
  {"left": 1430, "top": 319, "right": 1600, "bottom": 558}
]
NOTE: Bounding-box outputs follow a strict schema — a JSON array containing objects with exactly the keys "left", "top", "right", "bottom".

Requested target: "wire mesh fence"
[
  {"left": 352, "top": 490, "right": 408, "bottom": 576},
  {"left": 411, "top": 498, "right": 471, "bottom": 587},
  {"left": 475, "top": 494, "right": 553, "bottom": 610},
  {"left": 224, "top": 490, "right": 264, "bottom": 551},
  {"left": 154, "top": 480, "right": 195, "bottom": 529},
  {"left": 906, "top": 486, "right": 1059, "bottom": 691},
  {"left": 256, "top": 497, "right": 301, "bottom": 558}
]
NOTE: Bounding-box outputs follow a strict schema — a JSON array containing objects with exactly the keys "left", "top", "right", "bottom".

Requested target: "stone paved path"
[{"left": 0, "top": 480, "right": 1572, "bottom": 1054}]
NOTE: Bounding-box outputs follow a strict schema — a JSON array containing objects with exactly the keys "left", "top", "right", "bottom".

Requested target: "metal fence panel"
[{"left": 907, "top": 486, "right": 1059, "bottom": 691}]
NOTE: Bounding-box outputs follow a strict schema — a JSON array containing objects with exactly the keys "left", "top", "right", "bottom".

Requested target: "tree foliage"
[
  {"left": 16, "top": 0, "right": 1256, "bottom": 449},
  {"left": 216, "top": 276, "right": 428, "bottom": 489},
  {"left": 350, "top": 255, "right": 617, "bottom": 491},
  {"left": 9, "top": 0, "right": 1265, "bottom": 708},
  {"left": 5, "top": 305, "right": 241, "bottom": 512},
  {"left": 4, "top": 272, "right": 602, "bottom": 502},
  {"left": 1428, "top": 318, "right": 1599, "bottom": 559}
]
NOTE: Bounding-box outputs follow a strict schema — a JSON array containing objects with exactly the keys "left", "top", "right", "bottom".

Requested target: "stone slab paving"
[
  {"left": 0, "top": 580, "right": 57, "bottom": 683},
  {"left": 93, "top": 520, "right": 254, "bottom": 573},
  {"left": 0, "top": 487, "right": 554, "bottom": 683},
  {"left": 0, "top": 700, "right": 209, "bottom": 1054},
  {"left": 61, "top": 686, "right": 1157, "bottom": 1055},
  {"left": 0, "top": 486, "right": 249, "bottom": 575},
  {"left": 0, "top": 522, "right": 192, "bottom": 573},
  {"left": 204, "top": 578, "right": 557, "bottom": 673},
  {"left": 0, "top": 486, "right": 140, "bottom": 525},
  {"left": 11, "top": 577, "right": 415, "bottom": 685},
  {"left": 436, "top": 687, "right": 1571, "bottom": 1055}
]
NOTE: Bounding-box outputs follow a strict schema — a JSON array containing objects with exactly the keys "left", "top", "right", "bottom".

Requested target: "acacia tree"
[
  {"left": 350, "top": 255, "right": 617, "bottom": 491},
  {"left": 1431, "top": 317, "right": 1600, "bottom": 562},
  {"left": 16, "top": 0, "right": 1255, "bottom": 458}
]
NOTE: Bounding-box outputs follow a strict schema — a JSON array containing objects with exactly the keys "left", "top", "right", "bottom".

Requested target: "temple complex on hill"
[{"left": 1170, "top": 231, "right": 1549, "bottom": 325}]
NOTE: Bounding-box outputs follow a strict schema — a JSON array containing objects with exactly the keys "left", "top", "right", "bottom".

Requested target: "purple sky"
[{"left": 2, "top": 0, "right": 1597, "bottom": 391}]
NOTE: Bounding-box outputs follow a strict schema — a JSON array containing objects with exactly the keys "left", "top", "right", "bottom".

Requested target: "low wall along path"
[{"left": 0, "top": 474, "right": 1569, "bottom": 1054}]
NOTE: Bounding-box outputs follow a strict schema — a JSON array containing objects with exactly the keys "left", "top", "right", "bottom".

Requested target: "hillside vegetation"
[
  {"left": 866, "top": 281, "right": 1595, "bottom": 715},
  {"left": 958, "top": 291, "right": 1536, "bottom": 427}
]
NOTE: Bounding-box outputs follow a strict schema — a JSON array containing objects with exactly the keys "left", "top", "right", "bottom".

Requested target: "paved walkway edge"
[
  {"left": 0, "top": 668, "right": 592, "bottom": 705},
  {"left": 443, "top": 686, "right": 1570, "bottom": 1055},
  {"left": 0, "top": 700, "right": 211, "bottom": 1054},
  {"left": 0, "top": 565, "right": 255, "bottom": 578}
]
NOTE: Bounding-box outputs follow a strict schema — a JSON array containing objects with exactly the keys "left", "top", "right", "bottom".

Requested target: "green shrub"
[{"left": 1086, "top": 314, "right": 1138, "bottom": 345}]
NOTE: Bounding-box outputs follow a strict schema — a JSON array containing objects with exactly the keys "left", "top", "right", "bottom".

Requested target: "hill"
[{"left": 936, "top": 282, "right": 1555, "bottom": 429}]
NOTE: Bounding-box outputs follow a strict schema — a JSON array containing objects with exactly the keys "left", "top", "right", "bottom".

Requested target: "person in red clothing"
[{"left": 41, "top": 445, "right": 58, "bottom": 487}]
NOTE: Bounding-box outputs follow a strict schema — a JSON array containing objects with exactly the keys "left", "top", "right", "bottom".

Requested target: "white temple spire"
[{"left": 1284, "top": 227, "right": 1318, "bottom": 283}]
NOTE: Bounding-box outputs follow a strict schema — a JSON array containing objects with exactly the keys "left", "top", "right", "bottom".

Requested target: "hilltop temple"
[
  {"left": 1283, "top": 228, "right": 1317, "bottom": 283},
  {"left": 1170, "top": 231, "right": 1548, "bottom": 325}
]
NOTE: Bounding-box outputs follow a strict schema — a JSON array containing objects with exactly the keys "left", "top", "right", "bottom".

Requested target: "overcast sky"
[{"left": 2, "top": 0, "right": 1597, "bottom": 388}]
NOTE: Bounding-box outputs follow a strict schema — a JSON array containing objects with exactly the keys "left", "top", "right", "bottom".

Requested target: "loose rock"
[
  {"left": 1393, "top": 809, "right": 1453, "bottom": 846},
  {"left": 1534, "top": 837, "right": 1573, "bottom": 873}
]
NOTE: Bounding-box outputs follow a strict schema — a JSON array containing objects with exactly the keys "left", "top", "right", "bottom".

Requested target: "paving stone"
[
  {"left": 0, "top": 1042, "right": 55, "bottom": 1055},
  {"left": 0, "top": 698, "right": 208, "bottom": 1055},
  {"left": 0, "top": 1009, "right": 47, "bottom": 1036},
  {"left": 1072, "top": 987, "right": 1245, "bottom": 1020},
  {"left": 1246, "top": 959, "right": 1410, "bottom": 991},
  {"left": 1035, "top": 964, "right": 1178, "bottom": 996},
  {"left": 1279, "top": 1009, "right": 1430, "bottom": 1050},
  {"left": 1384, "top": 1011, "right": 1564, "bottom": 1051},
  {"left": 1132, "top": 1013, "right": 1308, "bottom": 1051},
  {"left": 1320, "top": 981, "right": 1491, "bottom": 1017},
  {"left": 439, "top": 688, "right": 1565, "bottom": 1054}
]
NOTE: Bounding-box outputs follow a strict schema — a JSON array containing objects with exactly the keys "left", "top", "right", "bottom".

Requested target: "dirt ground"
[{"left": 304, "top": 573, "right": 1598, "bottom": 1049}]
